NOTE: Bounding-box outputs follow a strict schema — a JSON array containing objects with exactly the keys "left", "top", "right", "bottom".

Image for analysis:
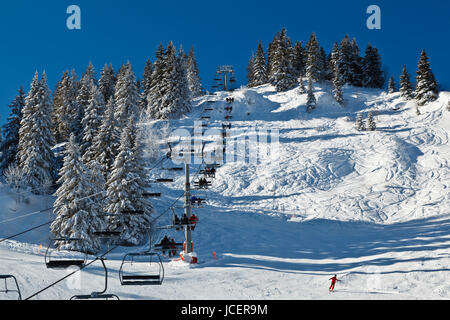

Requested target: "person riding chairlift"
[{"left": 189, "top": 214, "right": 198, "bottom": 231}]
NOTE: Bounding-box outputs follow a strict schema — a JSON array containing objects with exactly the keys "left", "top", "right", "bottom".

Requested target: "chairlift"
[
  {"left": 121, "top": 210, "right": 145, "bottom": 215},
  {"left": 201, "top": 116, "right": 211, "bottom": 120},
  {"left": 225, "top": 115, "right": 232, "bottom": 121},
  {"left": 154, "top": 236, "right": 184, "bottom": 255},
  {"left": 45, "top": 238, "right": 88, "bottom": 269},
  {"left": 71, "top": 258, "right": 120, "bottom": 300},
  {"left": 0, "top": 275, "right": 22, "bottom": 300},
  {"left": 222, "top": 123, "right": 231, "bottom": 130},
  {"left": 200, "top": 167, "right": 216, "bottom": 178},
  {"left": 119, "top": 252, "right": 165, "bottom": 286},
  {"left": 156, "top": 178, "right": 174, "bottom": 183},
  {"left": 193, "top": 178, "right": 212, "bottom": 190},
  {"left": 143, "top": 192, "right": 162, "bottom": 198}
]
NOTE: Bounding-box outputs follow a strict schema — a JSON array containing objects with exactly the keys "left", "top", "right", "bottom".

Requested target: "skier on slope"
[{"left": 329, "top": 275, "right": 341, "bottom": 292}]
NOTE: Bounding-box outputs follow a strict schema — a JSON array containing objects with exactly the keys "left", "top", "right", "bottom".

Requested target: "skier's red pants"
[{"left": 329, "top": 281, "right": 336, "bottom": 291}]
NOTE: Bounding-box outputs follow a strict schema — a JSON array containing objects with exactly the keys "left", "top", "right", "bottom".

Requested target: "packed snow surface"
[{"left": 1, "top": 84, "right": 449, "bottom": 300}]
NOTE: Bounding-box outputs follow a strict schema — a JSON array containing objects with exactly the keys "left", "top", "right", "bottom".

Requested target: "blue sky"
[{"left": 0, "top": 0, "right": 449, "bottom": 125}]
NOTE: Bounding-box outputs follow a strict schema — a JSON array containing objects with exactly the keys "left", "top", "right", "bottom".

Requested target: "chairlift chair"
[
  {"left": 0, "top": 275, "right": 22, "bottom": 300},
  {"left": 71, "top": 258, "right": 120, "bottom": 300},
  {"left": 45, "top": 238, "right": 88, "bottom": 269},
  {"left": 193, "top": 179, "right": 212, "bottom": 190},
  {"left": 119, "top": 252, "right": 165, "bottom": 286}
]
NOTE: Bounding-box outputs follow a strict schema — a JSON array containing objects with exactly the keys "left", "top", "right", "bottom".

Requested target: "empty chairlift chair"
[
  {"left": 71, "top": 258, "right": 119, "bottom": 300},
  {"left": 0, "top": 275, "right": 22, "bottom": 300},
  {"left": 119, "top": 252, "right": 164, "bottom": 286},
  {"left": 45, "top": 238, "right": 88, "bottom": 269}
]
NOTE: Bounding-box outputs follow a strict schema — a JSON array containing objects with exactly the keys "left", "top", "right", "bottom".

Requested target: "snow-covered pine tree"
[
  {"left": 0, "top": 86, "right": 25, "bottom": 172},
  {"left": 338, "top": 35, "right": 354, "bottom": 85},
  {"left": 139, "top": 59, "right": 153, "bottom": 113},
  {"left": 292, "top": 41, "right": 305, "bottom": 78},
  {"left": 98, "top": 64, "right": 116, "bottom": 103},
  {"left": 318, "top": 47, "right": 330, "bottom": 81},
  {"left": 269, "top": 29, "right": 296, "bottom": 92},
  {"left": 415, "top": 49, "right": 439, "bottom": 106},
  {"left": 114, "top": 62, "right": 140, "bottom": 126},
  {"left": 50, "top": 134, "right": 104, "bottom": 253},
  {"left": 187, "top": 46, "right": 203, "bottom": 98},
  {"left": 80, "top": 81, "right": 106, "bottom": 155},
  {"left": 446, "top": 100, "right": 450, "bottom": 111},
  {"left": 388, "top": 76, "right": 397, "bottom": 94},
  {"left": 305, "top": 32, "right": 321, "bottom": 82},
  {"left": 298, "top": 72, "right": 306, "bottom": 94},
  {"left": 306, "top": 77, "right": 316, "bottom": 112},
  {"left": 329, "top": 42, "right": 340, "bottom": 76},
  {"left": 367, "top": 111, "right": 376, "bottom": 131},
  {"left": 350, "top": 38, "right": 363, "bottom": 87},
  {"left": 152, "top": 42, "right": 192, "bottom": 119},
  {"left": 52, "top": 71, "right": 76, "bottom": 144},
  {"left": 17, "top": 72, "right": 56, "bottom": 191},
  {"left": 362, "top": 44, "right": 384, "bottom": 89},
  {"left": 399, "top": 65, "right": 414, "bottom": 100},
  {"left": 147, "top": 44, "right": 166, "bottom": 119},
  {"left": 105, "top": 118, "right": 152, "bottom": 246},
  {"left": 246, "top": 54, "right": 255, "bottom": 87},
  {"left": 252, "top": 41, "right": 268, "bottom": 86},
  {"left": 332, "top": 63, "right": 344, "bottom": 105},
  {"left": 84, "top": 96, "right": 120, "bottom": 181},
  {"left": 175, "top": 46, "right": 193, "bottom": 113},
  {"left": 355, "top": 112, "right": 365, "bottom": 131}
]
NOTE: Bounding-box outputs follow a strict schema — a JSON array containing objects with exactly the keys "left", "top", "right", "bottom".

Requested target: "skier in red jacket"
[{"left": 329, "top": 275, "right": 341, "bottom": 292}]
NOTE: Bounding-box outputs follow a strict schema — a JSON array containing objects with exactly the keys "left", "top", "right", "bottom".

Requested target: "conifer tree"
[
  {"left": 350, "top": 38, "right": 363, "bottom": 87},
  {"left": 99, "top": 64, "right": 116, "bottom": 103},
  {"left": 388, "top": 76, "right": 397, "bottom": 93},
  {"left": 50, "top": 134, "right": 104, "bottom": 253},
  {"left": 338, "top": 35, "right": 354, "bottom": 85},
  {"left": 355, "top": 112, "right": 365, "bottom": 131},
  {"left": 105, "top": 118, "right": 152, "bottom": 246},
  {"left": 367, "top": 112, "right": 377, "bottom": 131},
  {"left": 17, "top": 72, "right": 56, "bottom": 191},
  {"left": 305, "top": 32, "right": 321, "bottom": 82},
  {"left": 306, "top": 77, "right": 316, "bottom": 112},
  {"left": 246, "top": 54, "right": 255, "bottom": 87},
  {"left": 399, "top": 65, "right": 414, "bottom": 100},
  {"left": 187, "top": 47, "right": 202, "bottom": 98},
  {"left": 252, "top": 41, "right": 268, "bottom": 86},
  {"left": 415, "top": 49, "right": 439, "bottom": 106},
  {"left": 84, "top": 97, "right": 120, "bottom": 181},
  {"left": 297, "top": 73, "right": 306, "bottom": 94},
  {"left": 333, "top": 64, "right": 344, "bottom": 105},
  {"left": 114, "top": 62, "right": 140, "bottom": 126},
  {"left": 292, "top": 41, "right": 305, "bottom": 78},
  {"left": 147, "top": 44, "right": 166, "bottom": 119},
  {"left": 80, "top": 81, "right": 106, "bottom": 155},
  {"left": 0, "top": 86, "right": 25, "bottom": 171},
  {"left": 362, "top": 44, "right": 384, "bottom": 88},
  {"left": 52, "top": 71, "right": 78, "bottom": 143}
]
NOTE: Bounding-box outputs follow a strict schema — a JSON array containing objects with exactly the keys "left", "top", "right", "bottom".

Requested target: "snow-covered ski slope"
[{"left": 1, "top": 83, "right": 449, "bottom": 300}]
